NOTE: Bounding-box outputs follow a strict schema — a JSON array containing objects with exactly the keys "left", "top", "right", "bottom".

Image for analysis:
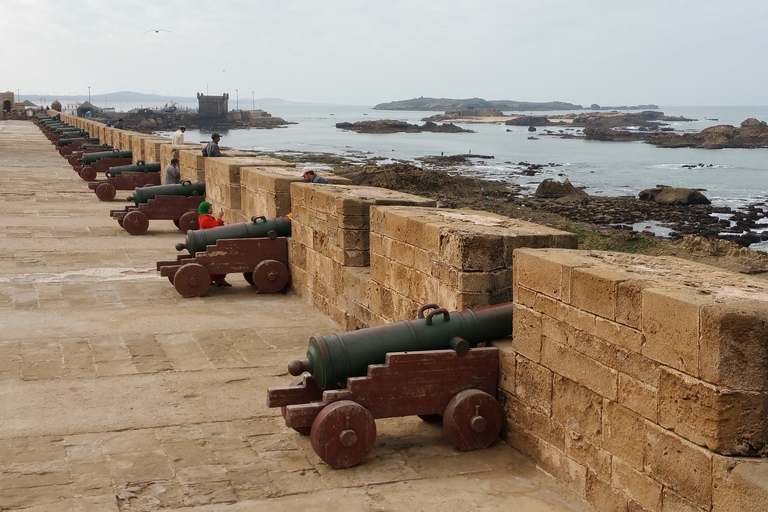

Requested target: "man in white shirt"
[{"left": 172, "top": 126, "right": 186, "bottom": 145}]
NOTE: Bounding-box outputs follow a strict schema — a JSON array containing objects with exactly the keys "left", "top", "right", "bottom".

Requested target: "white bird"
[{"left": 144, "top": 29, "right": 171, "bottom": 33}]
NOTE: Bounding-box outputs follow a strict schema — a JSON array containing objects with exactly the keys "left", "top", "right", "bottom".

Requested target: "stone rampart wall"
[
  {"left": 504, "top": 248, "right": 768, "bottom": 511},
  {"left": 53, "top": 113, "right": 768, "bottom": 510}
]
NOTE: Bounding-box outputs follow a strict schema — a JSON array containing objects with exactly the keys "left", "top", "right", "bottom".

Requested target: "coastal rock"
[
  {"left": 638, "top": 186, "right": 711, "bottom": 205},
  {"left": 335, "top": 120, "right": 474, "bottom": 134},
  {"left": 583, "top": 126, "right": 645, "bottom": 142},
  {"left": 647, "top": 118, "right": 768, "bottom": 149},
  {"left": 535, "top": 178, "right": 588, "bottom": 199}
]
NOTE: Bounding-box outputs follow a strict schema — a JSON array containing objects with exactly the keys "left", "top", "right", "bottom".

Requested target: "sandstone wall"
[{"left": 503, "top": 248, "right": 768, "bottom": 512}]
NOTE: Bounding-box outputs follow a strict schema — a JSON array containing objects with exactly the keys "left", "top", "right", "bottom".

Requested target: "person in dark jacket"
[
  {"left": 202, "top": 133, "right": 226, "bottom": 157},
  {"left": 302, "top": 168, "right": 329, "bottom": 184}
]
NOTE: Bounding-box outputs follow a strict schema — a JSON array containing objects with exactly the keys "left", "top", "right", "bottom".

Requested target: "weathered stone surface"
[
  {"left": 644, "top": 422, "right": 712, "bottom": 509},
  {"left": 514, "top": 355, "right": 552, "bottom": 414},
  {"left": 552, "top": 375, "right": 603, "bottom": 440},
  {"left": 712, "top": 455, "right": 768, "bottom": 512},
  {"left": 658, "top": 367, "right": 767, "bottom": 456},
  {"left": 699, "top": 301, "right": 768, "bottom": 391},
  {"left": 603, "top": 401, "right": 646, "bottom": 471}
]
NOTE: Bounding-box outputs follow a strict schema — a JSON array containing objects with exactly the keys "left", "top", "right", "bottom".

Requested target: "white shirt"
[{"left": 172, "top": 129, "right": 185, "bottom": 145}]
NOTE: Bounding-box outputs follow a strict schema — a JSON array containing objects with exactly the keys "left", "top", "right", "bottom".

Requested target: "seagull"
[{"left": 144, "top": 29, "right": 171, "bottom": 33}]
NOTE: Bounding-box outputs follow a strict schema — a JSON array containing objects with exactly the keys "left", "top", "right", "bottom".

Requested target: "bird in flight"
[{"left": 144, "top": 29, "right": 171, "bottom": 33}]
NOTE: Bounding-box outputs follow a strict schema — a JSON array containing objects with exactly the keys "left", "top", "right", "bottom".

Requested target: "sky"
[{"left": 2, "top": 0, "right": 767, "bottom": 106}]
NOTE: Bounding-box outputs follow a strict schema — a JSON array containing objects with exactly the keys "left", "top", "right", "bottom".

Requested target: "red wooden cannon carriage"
[
  {"left": 156, "top": 217, "right": 292, "bottom": 297},
  {"left": 111, "top": 197, "right": 202, "bottom": 234},
  {"left": 87, "top": 172, "right": 162, "bottom": 201},
  {"left": 267, "top": 347, "right": 502, "bottom": 469}
]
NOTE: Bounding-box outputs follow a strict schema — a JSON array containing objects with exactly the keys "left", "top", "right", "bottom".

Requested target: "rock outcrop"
[
  {"left": 638, "top": 186, "right": 711, "bottom": 205},
  {"left": 647, "top": 118, "right": 768, "bottom": 149},
  {"left": 535, "top": 178, "right": 588, "bottom": 199},
  {"left": 335, "top": 120, "right": 474, "bottom": 134}
]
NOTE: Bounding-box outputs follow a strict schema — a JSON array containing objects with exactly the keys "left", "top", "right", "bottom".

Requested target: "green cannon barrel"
[
  {"left": 79, "top": 144, "right": 113, "bottom": 150},
  {"left": 175, "top": 216, "right": 292, "bottom": 255},
  {"left": 81, "top": 150, "right": 133, "bottom": 165},
  {"left": 288, "top": 302, "right": 515, "bottom": 389},
  {"left": 57, "top": 137, "right": 100, "bottom": 147},
  {"left": 105, "top": 161, "right": 161, "bottom": 177},
  {"left": 128, "top": 182, "right": 205, "bottom": 205}
]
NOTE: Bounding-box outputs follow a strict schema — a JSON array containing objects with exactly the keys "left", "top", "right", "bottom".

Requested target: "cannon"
[
  {"left": 110, "top": 181, "right": 206, "bottom": 235},
  {"left": 267, "top": 302, "right": 511, "bottom": 468},
  {"left": 289, "top": 302, "right": 514, "bottom": 389},
  {"left": 175, "top": 215, "right": 292, "bottom": 255},
  {"left": 105, "top": 161, "right": 161, "bottom": 178},
  {"left": 87, "top": 169, "right": 161, "bottom": 201},
  {"left": 78, "top": 150, "right": 133, "bottom": 181},
  {"left": 67, "top": 145, "right": 114, "bottom": 166},
  {"left": 157, "top": 216, "right": 291, "bottom": 296},
  {"left": 58, "top": 137, "right": 100, "bottom": 156}
]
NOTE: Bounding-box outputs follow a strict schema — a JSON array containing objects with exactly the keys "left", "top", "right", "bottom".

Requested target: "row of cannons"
[
  {"left": 34, "top": 114, "right": 511, "bottom": 469},
  {"left": 35, "top": 113, "right": 293, "bottom": 297}
]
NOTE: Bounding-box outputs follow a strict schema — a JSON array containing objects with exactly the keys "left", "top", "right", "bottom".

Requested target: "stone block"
[
  {"left": 618, "top": 373, "right": 658, "bottom": 423},
  {"left": 595, "top": 317, "right": 644, "bottom": 354},
  {"left": 699, "top": 301, "right": 768, "bottom": 391},
  {"left": 658, "top": 367, "right": 767, "bottom": 456},
  {"left": 616, "top": 280, "right": 648, "bottom": 330},
  {"left": 515, "top": 355, "right": 552, "bottom": 415},
  {"left": 612, "top": 457, "right": 662, "bottom": 512},
  {"left": 536, "top": 440, "right": 587, "bottom": 498},
  {"left": 642, "top": 287, "right": 714, "bottom": 377},
  {"left": 541, "top": 336, "right": 618, "bottom": 401},
  {"left": 179, "top": 149, "right": 205, "bottom": 170},
  {"left": 644, "top": 422, "right": 712, "bottom": 509},
  {"left": 512, "top": 304, "right": 542, "bottom": 362},
  {"left": 494, "top": 337, "right": 516, "bottom": 395},
  {"left": 603, "top": 400, "right": 647, "bottom": 470},
  {"left": 439, "top": 230, "right": 507, "bottom": 271},
  {"left": 552, "top": 375, "right": 603, "bottom": 440},
  {"left": 566, "top": 433, "right": 612, "bottom": 483},
  {"left": 712, "top": 455, "right": 768, "bottom": 512},
  {"left": 504, "top": 393, "right": 566, "bottom": 452},
  {"left": 514, "top": 248, "right": 576, "bottom": 302},
  {"left": 586, "top": 471, "right": 629, "bottom": 512},
  {"left": 571, "top": 267, "right": 629, "bottom": 320}
]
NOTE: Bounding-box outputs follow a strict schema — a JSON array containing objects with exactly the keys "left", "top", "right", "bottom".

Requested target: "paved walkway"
[{"left": 0, "top": 120, "right": 594, "bottom": 512}]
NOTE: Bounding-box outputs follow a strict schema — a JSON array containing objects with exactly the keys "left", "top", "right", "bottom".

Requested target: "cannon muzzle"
[
  {"left": 290, "top": 302, "right": 514, "bottom": 389},
  {"left": 80, "top": 150, "right": 133, "bottom": 165}
]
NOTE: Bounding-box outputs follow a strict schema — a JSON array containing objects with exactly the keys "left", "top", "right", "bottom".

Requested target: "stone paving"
[{"left": 0, "top": 120, "right": 595, "bottom": 511}]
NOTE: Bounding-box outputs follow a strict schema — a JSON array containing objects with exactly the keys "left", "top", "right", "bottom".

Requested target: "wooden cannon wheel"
[
  {"left": 68, "top": 155, "right": 81, "bottom": 166},
  {"left": 251, "top": 259, "right": 289, "bottom": 293},
  {"left": 442, "top": 389, "right": 502, "bottom": 451},
  {"left": 310, "top": 400, "right": 376, "bottom": 468},
  {"left": 177, "top": 211, "right": 198, "bottom": 232},
  {"left": 173, "top": 263, "right": 210, "bottom": 297},
  {"left": 122, "top": 211, "right": 149, "bottom": 235},
  {"left": 80, "top": 166, "right": 97, "bottom": 182},
  {"left": 60, "top": 146, "right": 73, "bottom": 156},
  {"left": 95, "top": 182, "right": 117, "bottom": 202}
]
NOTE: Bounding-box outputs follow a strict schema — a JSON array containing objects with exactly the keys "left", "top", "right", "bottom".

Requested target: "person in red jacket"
[{"left": 196, "top": 201, "right": 232, "bottom": 287}]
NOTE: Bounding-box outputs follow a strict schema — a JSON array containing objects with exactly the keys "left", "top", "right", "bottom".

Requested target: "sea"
[{"left": 112, "top": 101, "right": 768, "bottom": 252}]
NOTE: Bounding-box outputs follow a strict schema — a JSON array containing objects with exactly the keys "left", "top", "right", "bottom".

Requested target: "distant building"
[
  {"left": 1, "top": 91, "right": 13, "bottom": 113},
  {"left": 197, "top": 93, "right": 229, "bottom": 117}
]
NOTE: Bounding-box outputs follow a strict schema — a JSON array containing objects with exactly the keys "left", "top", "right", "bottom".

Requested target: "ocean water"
[{"left": 151, "top": 103, "right": 768, "bottom": 251}]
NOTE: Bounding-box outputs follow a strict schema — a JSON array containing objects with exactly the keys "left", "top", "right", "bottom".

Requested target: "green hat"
[{"left": 198, "top": 201, "right": 212, "bottom": 214}]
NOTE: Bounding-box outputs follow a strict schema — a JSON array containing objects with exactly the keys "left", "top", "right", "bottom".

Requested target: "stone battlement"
[{"left": 56, "top": 112, "right": 768, "bottom": 512}]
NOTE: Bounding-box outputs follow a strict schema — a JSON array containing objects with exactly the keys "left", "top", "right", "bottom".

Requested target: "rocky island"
[
  {"left": 585, "top": 118, "right": 768, "bottom": 149},
  {"left": 374, "top": 97, "right": 583, "bottom": 111},
  {"left": 335, "top": 120, "right": 473, "bottom": 134}
]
